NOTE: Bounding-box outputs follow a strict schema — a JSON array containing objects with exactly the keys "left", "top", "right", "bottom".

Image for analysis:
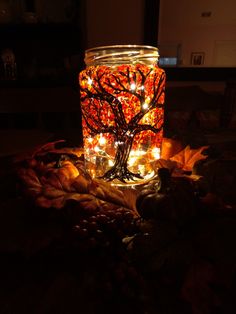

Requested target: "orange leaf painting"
[{"left": 170, "top": 145, "right": 209, "bottom": 171}]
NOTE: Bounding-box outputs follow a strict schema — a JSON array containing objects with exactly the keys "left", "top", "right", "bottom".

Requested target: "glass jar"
[{"left": 79, "top": 45, "right": 166, "bottom": 186}]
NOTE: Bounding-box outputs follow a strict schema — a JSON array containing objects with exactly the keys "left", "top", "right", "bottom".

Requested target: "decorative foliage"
[
  {"left": 160, "top": 137, "right": 183, "bottom": 160},
  {"left": 170, "top": 145, "right": 209, "bottom": 171},
  {"left": 16, "top": 142, "right": 138, "bottom": 215},
  {"left": 12, "top": 140, "right": 236, "bottom": 313}
]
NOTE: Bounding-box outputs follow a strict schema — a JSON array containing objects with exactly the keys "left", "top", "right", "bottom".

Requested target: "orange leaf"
[
  {"left": 161, "top": 137, "right": 183, "bottom": 160},
  {"left": 170, "top": 145, "right": 209, "bottom": 171}
]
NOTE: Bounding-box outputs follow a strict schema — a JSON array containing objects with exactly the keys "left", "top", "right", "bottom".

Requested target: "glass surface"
[{"left": 79, "top": 45, "right": 165, "bottom": 186}]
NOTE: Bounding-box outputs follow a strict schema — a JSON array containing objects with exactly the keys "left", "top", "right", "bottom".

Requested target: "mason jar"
[{"left": 79, "top": 45, "right": 166, "bottom": 186}]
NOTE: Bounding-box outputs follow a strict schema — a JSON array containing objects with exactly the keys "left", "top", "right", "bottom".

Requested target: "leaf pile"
[
  {"left": 14, "top": 140, "right": 236, "bottom": 313},
  {"left": 16, "top": 141, "right": 138, "bottom": 215}
]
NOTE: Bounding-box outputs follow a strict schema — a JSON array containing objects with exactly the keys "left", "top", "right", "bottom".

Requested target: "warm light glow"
[
  {"left": 152, "top": 147, "right": 161, "bottom": 159},
  {"left": 88, "top": 77, "right": 93, "bottom": 85},
  {"left": 94, "top": 146, "right": 100, "bottom": 153},
  {"left": 138, "top": 164, "right": 146, "bottom": 176},
  {"left": 108, "top": 159, "right": 114, "bottom": 167},
  {"left": 128, "top": 149, "right": 146, "bottom": 167},
  {"left": 98, "top": 135, "right": 106, "bottom": 145},
  {"left": 128, "top": 157, "right": 136, "bottom": 167},
  {"left": 130, "top": 83, "right": 136, "bottom": 90},
  {"left": 115, "top": 141, "right": 124, "bottom": 147},
  {"left": 142, "top": 102, "right": 149, "bottom": 110}
]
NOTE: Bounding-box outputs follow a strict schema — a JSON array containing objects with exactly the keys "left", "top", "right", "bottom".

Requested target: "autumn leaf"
[
  {"left": 17, "top": 148, "right": 137, "bottom": 215},
  {"left": 161, "top": 137, "right": 183, "bottom": 160},
  {"left": 170, "top": 145, "right": 209, "bottom": 171}
]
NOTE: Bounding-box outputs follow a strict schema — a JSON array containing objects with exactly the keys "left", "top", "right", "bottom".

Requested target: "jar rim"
[
  {"left": 84, "top": 45, "right": 159, "bottom": 66},
  {"left": 85, "top": 44, "right": 159, "bottom": 54}
]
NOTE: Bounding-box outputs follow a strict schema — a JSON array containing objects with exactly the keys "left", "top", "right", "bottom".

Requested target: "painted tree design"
[{"left": 79, "top": 64, "right": 166, "bottom": 183}]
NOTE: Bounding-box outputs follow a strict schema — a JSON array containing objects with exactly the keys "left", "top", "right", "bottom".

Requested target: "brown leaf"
[
  {"left": 17, "top": 145, "right": 140, "bottom": 216},
  {"left": 89, "top": 179, "right": 133, "bottom": 210},
  {"left": 42, "top": 186, "right": 66, "bottom": 199},
  {"left": 72, "top": 174, "right": 91, "bottom": 194}
]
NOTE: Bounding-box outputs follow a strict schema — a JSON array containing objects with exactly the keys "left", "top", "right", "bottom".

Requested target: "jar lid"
[{"left": 84, "top": 45, "right": 159, "bottom": 66}]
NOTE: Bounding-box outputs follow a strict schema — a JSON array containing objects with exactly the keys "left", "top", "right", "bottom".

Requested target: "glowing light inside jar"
[
  {"left": 87, "top": 77, "right": 93, "bottom": 85},
  {"left": 130, "top": 83, "right": 136, "bottom": 90},
  {"left": 152, "top": 147, "right": 161, "bottom": 159},
  {"left": 142, "top": 102, "right": 149, "bottom": 110},
  {"left": 98, "top": 135, "right": 106, "bottom": 145}
]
